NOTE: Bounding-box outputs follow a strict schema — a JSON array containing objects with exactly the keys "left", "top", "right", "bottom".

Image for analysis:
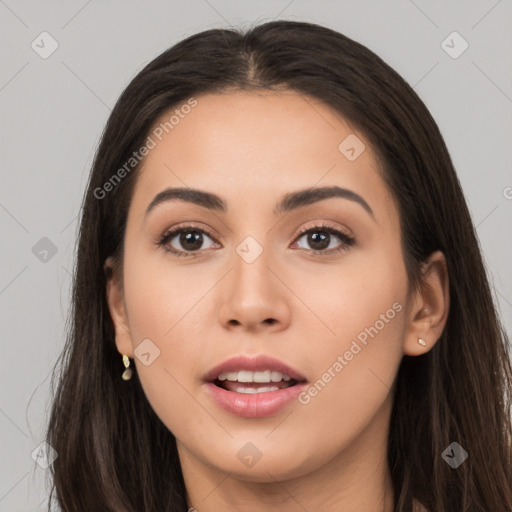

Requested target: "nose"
[{"left": 218, "top": 244, "right": 291, "bottom": 334}]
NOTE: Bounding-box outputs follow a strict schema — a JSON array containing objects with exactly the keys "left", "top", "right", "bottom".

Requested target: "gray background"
[{"left": 1, "top": 0, "right": 511, "bottom": 509}]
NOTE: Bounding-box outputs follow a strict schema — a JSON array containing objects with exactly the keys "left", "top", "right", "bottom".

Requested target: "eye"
[
  {"left": 156, "top": 221, "right": 356, "bottom": 258},
  {"left": 157, "top": 224, "right": 218, "bottom": 258},
  {"left": 292, "top": 222, "right": 355, "bottom": 255}
]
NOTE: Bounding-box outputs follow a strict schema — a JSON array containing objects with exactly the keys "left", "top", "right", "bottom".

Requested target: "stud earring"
[
  {"left": 122, "top": 354, "right": 133, "bottom": 381},
  {"left": 418, "top": 338, "right": 426, "bottom": 347}
]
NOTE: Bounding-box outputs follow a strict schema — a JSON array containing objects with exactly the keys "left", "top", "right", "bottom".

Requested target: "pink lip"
[
  {"left": 202, "top": 354, "right": 307, "bottom": 383},
  {"left": 204, "top": 381, "right": 308, "bottom": 418},
  {"left": 202, "top": 354, "right": 308, "bottom": 418}
]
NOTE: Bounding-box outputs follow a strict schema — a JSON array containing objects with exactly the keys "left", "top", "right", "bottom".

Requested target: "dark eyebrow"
[
  {"left": 273, "top": 186, "right": 374, "bottom": 219},
  {"left": 145, "top": 187, "right": 227, "bottom": 218},
  {"left": 145, "top": 185, "right": 374, "bottom": 220}
]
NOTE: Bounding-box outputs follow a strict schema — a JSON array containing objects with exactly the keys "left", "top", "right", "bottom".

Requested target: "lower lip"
[{"left": 204, "top": 382, "right": 307, "bottom": 418}]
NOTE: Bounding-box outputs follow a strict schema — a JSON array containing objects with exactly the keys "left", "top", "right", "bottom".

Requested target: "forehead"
[{"left": 130, "top": 90, "right": 395, "bottom": 222}]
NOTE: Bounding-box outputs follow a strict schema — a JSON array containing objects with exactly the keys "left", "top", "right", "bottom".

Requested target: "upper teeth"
[{"left": 217, "top": 370, "right": 292, "bottom": 383}]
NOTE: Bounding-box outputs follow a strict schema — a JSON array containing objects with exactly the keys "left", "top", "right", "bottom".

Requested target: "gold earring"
[
  {"left": 418, "top": 338, "right": 426, "bottom": 347},
  {"left": 122, "top": 354, "right": 133, "bottom": 381}
]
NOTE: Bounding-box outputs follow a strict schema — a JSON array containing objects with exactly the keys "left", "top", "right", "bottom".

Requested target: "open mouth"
[
  {"left": 204, "top": 364, "right": 308, "bottom": 417},
  {"left": 212, "top": 370, "right": 302, "bottom": 394}
]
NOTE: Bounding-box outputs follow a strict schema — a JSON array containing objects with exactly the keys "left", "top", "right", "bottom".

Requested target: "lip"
[
  {"left": 202, "top": 354, "right": 308, "bottom": 418},
  {"left": 204, "top": 381, "right": 308, "bottom": 418},
  {"left": 202, "top": 354, "right": 307, "bottom": 383}
]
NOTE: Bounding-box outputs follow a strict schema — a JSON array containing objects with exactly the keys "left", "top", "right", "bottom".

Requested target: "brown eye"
[
  {"left": 293, "top": 223, "right": 356, "bottom": 254},
  {"left": 303, "top": 231, "right": 330, "bottom": 251},
  {"left": 176, "top": 230, "right": 204, "bottom": 251},
  {"left": 157, "top": 225, "right": 217, "bottom": 258}
]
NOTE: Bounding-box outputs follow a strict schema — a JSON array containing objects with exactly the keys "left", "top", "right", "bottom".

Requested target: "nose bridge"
[
  {"left": 231, "top": 232, "right": 274, "bottom": 291},
  {"left": 228, "top": 203, "right": 274, "bottom": 271},
  {"left": 222, "top": 190, "right": 291, "bottom": 271}
]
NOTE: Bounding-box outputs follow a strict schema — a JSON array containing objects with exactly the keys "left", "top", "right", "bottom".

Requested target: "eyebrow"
[{"left": 145, "top": 185, "right": 375, "bottom": 220}]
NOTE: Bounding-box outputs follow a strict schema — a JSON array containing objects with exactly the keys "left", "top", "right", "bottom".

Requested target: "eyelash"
[{"left": 156, "top": 222, "right": 356, "bottom": 258}]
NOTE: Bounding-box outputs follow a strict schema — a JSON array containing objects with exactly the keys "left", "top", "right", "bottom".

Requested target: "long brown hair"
[{"left": 45, "top": 20, "right": 512, "bottom": 511}]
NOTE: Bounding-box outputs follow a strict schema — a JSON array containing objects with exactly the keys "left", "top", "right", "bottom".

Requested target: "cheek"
[
  {"left": 292, "top": 243, "right": 408, "bottom": 408},
  {"left": 121, "top": 248, "right": 206, "bottom": 413},
  {"left": 292, "top": 236, "right": 408, "bottom": 344},
  {"left": 122, "top": 243, "right": 205, "bottom": 341}
]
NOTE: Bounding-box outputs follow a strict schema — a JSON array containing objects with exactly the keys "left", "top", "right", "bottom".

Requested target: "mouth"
[
  {"left": 212, "top": 370, "right": 301, "bottom": 394},
  {"left": 203, "top": 354, "right": 308, "bottom": 392},
  {"left": 202, "top": 354, "right": 308, "bottom": 417}
]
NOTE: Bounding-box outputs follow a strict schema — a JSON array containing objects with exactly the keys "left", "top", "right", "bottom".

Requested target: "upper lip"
[{"left": 203, "top": 354, "right": 308, "bottom": 383}]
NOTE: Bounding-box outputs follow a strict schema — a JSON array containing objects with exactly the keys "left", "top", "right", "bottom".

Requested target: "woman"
[{"left": 45, "top": 20, "right": 512, "bottom": 511}]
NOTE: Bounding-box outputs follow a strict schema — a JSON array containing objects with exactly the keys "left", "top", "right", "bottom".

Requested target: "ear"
[
  {"left": 104, "top": 256, "right": 134, "bottom": 358},
  {"left": 403, "top": 250, "right": 450, "bottom": 356}
]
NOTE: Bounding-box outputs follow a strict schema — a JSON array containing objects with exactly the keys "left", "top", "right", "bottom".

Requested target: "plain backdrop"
[{"left": 0, "top": 0, "right": 511, "bottom": 509}]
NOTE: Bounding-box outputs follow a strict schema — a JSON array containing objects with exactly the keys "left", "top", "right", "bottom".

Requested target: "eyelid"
[
  {"left": 156, "top": 222, "right": 218, "bottom": 247},
  {"left": 294, "top": 220, "right": 353, "bottom": 239}
]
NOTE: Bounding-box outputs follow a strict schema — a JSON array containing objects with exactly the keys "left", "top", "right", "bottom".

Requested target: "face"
[{"left": 107, "top": 90, "right": 428, "bottom": 483}]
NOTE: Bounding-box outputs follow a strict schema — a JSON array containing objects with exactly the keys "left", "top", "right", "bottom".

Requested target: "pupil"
[
  {"left": 309, "top": 232, "right": 329, "bottom": 250},
  {"left": 181, "top": 231, "right": 202, "bottom": 251}
]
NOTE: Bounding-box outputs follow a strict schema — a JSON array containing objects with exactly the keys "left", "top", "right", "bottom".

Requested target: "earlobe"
[
  {"left": 403, "top": 250, "right": 450, "bottom": 356},
  {"left": 104, "top": 256, "right": 134, "bottom": 358}
]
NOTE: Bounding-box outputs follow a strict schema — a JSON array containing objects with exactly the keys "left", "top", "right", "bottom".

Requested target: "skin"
[{"left": 106, "top": 90, "right": 449, "bottom": 512}]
